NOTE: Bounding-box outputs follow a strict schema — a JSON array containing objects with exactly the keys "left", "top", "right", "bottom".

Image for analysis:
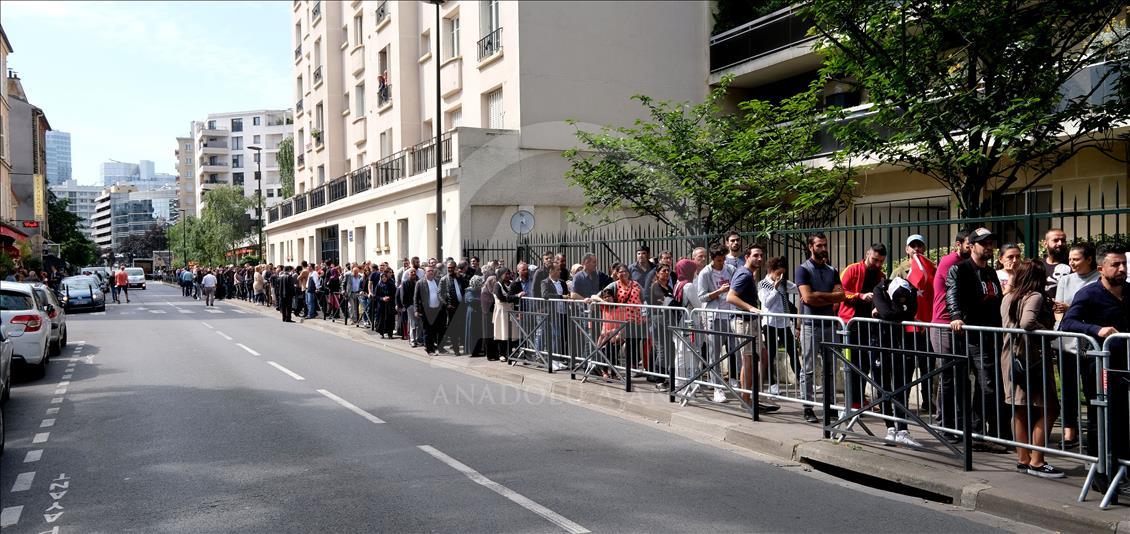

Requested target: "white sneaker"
[
  {"left": 769, "top": 384, "right": 780, "bottom": 396},
  {"left": 895, "top": 430, "right": 922, "bottom": 448},
  {"left": 712, "top": 389, "right": 728, "bottom": 403},
  {"left": 551, "top": 361, "right": 566, "bottom": 372},
  {"left": 885, "top": 427, "right": 897, "bottom": 445},
  {"left": 729, "top": 379, "right": 740, "bottom": 389}
]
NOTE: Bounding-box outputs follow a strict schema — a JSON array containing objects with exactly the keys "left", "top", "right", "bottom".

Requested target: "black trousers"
[
  {"left": 422, "top": 312, "right": 446, "bottom": 353},
  {"left": 281, "top": 295, "right": 293, "bottom": 322},
  {"left": 445, "top": 306, "right": 465, "bottom": 352}
]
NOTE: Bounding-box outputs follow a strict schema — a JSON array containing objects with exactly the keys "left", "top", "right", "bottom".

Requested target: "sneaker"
[
  {"left": 895, "top": 430, "right": 922, "bottom": 448},
  {"left": 551, "top": 361, "right": 566, "bottom": 372},
  {"left": 803, "top": 408, "right": 819, "bottom": 423},
  {"left": 885, "top": 427, "right": 898, "bottom": 446},
  {"left": 1027, "top": 463, "right": 1066, "bottom": 479},
  {"left": 712, "top": 389, "right": 728, "bottom": 403},
  {"left": 769, "top": 384, "right": 780, "bottom": 396},
  {"left": 1016, "top": 463, "right": 1030, "bottom": 473}
]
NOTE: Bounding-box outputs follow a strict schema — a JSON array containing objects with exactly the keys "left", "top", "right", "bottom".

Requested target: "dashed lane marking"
[
  {"left": 49, "top": 398, "right": 63, "bottom": 404},
  {"left": 316, "top": 389, "right": 385, "bottom": 424},
  {"left": 0, "top": 506, "right": 22, "bottom": 527},
  {"left": 266, "top": 361, "right": 305, "bottom": 381},
  {"left": 23, "top": 450, "right": 42, "bottom": 463},
  {"left": 417, "top": 445, "right": 590, "bottom": 534},
  {"left": 61, "top": 374, "right": 72, "bottom": 380},
  {"left": 216, "top": 331, "right": 233, "bottom": 341},
  {"left": 45, "top": 408, "right": 58, "bottom": 415},
  {"left": 236, "top": 343, "right": 260, "bottom": 356},
  {"left": 149, "top": 309, "right": 167, "bottom": 314},
  {"left": 201, "top": 322, "right": 214, "bottom": 329},
  {"left": 179, "top": 309, "right": 194, "bottom": 314},
  {"left": 205, "top": 309, "right": 224, "bottom": 314},
  {"left": 10, "top": 472, "right": 35, "bottom": 492},
  {"left": 40, "top": 419, "right": 55, "bottom": 428},
  {"left": 32, "top": 433, "right": 50, "bottom": 444}
]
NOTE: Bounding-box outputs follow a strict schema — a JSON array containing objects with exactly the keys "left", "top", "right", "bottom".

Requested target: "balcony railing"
[
  {"left": 310, "top": 186, "right": 326, "bottom": 209},
  {"left": 295, "top": 44, "right": 302, "bottom": 60},
  {"left": 378, "top": 82, "right": 392, "bottom": 106},
  {"left": 268, "top": 206, "right": 280, "bottom": 223},
  {"left": 328, "top": 177, "right": 348, "bottom": 202},
  {"left": 477, "top": 27, "right": 502, "bottom": 61},
  {"left": 296, "top": 98, "right": 303, "bottom": 114},
  {"left": 296, "top": 154, "right": 305, "bottom": 167},
  {"left": 710, "top": 6, "right": 814, "bottom": 73},
  {"left": 269, "top": 132, "right": 454, "bottom": 224},
  {"left": 375, "top": 1, "right": 389, "bottom": 26},
  {"left": 349, "top": 167, "right": 372, "bottom": 194},
  {"left": 313, "top": 65, "right": 323, "bottom": 85},
  {"left": 311, "top": 1, "right": 321, "bottom": 20}
]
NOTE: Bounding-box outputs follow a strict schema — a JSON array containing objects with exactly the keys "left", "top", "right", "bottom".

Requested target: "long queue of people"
[{"left": 169, "top": 226, "right": 1128, "bottom": 489}]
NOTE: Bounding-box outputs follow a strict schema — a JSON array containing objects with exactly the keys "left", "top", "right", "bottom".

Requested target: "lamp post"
[
  {"left": 179, "top": 208, "right": 188, "bottom": 267},
  {"left": 248, "top": 145, "right": 264, "bottom": 262},
  {"left": 425, "top": 0, "right": 445, "bottom": 261}
]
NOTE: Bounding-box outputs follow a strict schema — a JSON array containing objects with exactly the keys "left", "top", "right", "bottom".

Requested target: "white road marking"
[
  {"left": 201, "top": 322, "right": 214, "bottom": 329},
  {"left": 216, "top": 331, "right": 233, "bottom": 341},
  {"left": 61, "top": 374, "right": 72, "bottom": 380},
  {"left": 149, "top": 309, "right": 166, "bottom": 314},
  {"left": 89, "top": 312, "right": 105, "bottom": 316},
  {"left": 32, "top": 433, "right": 50, "bottom": 444},
  {"left": 236, "top": 343, "right": 260, "bottom": 356},
  {"left": 40, "top": 419, "right": 56, "bottom": 428},
  {"left": 417, "top": 445, "right": 590, "bottom": 534},
  {"left": 179, "top": 309, "right": 193, "bottom": 314},
  {"left": 10, "top": 472, "right": 35, "bottom": 492},
  {"left": 206, "top": 309, "right": 224, "bottom": 314},
  {"left": 0, "top": 506, "right": 22, "bottom": 527},
  {"left": 50, "top": 398, "right": 63, "bottom": 404},
  {"left": 267, "top": 361, "right": 305, "bottom": 381},
  {"left": 53, "top": 388, "right": 67, "bottom": 395},
  {"left": 58, "top": 381, "right": 69, "bottom": 387},
  {"left": 45, "top": 408, "right": 59, "bottom": 415},
  {"left": 316, "top": 389, "right": 385, "bottom": 424},
  {"left": 230, "top": 308, "right": 247, "bottom": 314},
  {"left": 23, "top": 450, "right": 43, "bottom": 463},
  {"left": 138, "top": 307, "right": 148, "bottom": 310}
]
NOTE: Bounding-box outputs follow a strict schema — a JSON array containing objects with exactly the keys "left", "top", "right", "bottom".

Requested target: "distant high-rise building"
[
  {"left": 101, "top": 160, "right": 139, "bottom": 186},
  {"left": 175, "top": 136, "right": 196, "bottom": 216},
  {"left": 45, "top": 130, "right": 71, "bottom": 185},
  {"left": 100, "top": 159, "right": 175, "bottom": 191},
  {"left": 48, "top": 179, "right": 100, "bottom": 240}
]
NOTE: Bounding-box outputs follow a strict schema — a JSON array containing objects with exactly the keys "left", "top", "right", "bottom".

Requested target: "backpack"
[{"left": 873, "top": 276, "right": 917, "bottom": 322}]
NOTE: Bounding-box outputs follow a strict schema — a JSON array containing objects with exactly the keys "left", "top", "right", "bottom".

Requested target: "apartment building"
[
  {"left": 267, "top": 0, "right": 708, "bottom": 265},
  {"left": 175, "top": 136, "right": 196, "bottom": 216},
  {"left": 48, "top": 179, "right": 101, "bottom": 241},
  {"left": 6, "top": 69, "right": 52, "bottom": 257},
  {"left": 0, "top": 25, "right": 24, "bottom": 253},
  {"left": 91, "top": 183, "right": 175, "bottom": 251},
  {"left": 190, "top": 109, "right": 293, "bottom": 217},
  {"left": 45, "top": 130, "right": 71, "bottom": 185},
  {"left": 709, "top": 6, "right": 1127, "bottom": 244}
]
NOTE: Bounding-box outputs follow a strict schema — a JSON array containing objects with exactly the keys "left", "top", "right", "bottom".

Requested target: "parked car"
[
  {"left": 125, "top": 267, "right": 146, "bottom": 289},
  {"left": 59, "top": 275, "right": 107, "bottom": 312},
  {"left": 31, "top": 284, "right": 67, "bottom": 356},
  {"left": 0, "top": 282, "right": 52, "bottom": 378},
  {"left": 0, "top": 331, "right": 12, "bottom": 403},
  {"left": 81, "top": 266, "right": 112, "bottom": 292}
]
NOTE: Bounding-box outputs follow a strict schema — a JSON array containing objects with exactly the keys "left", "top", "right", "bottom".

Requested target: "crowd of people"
[{"left": 167, "top": 226, "right": 1128, "bottom": 487}]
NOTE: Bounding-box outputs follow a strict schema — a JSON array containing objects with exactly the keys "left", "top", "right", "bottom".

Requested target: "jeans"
[
  {"left": 305, "top": 291, "right": 317, "bottom": 318},
  {"left": 800, "top": 321, "right": 837, "bottom": 403}
]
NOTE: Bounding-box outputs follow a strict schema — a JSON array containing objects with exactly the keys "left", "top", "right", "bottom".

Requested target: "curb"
[{"left": 208, "top": 287, "right": 1124, "bottom": 533}]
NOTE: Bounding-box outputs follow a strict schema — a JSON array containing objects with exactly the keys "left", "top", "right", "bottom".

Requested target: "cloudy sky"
[{"left": 2, "top": 1, "right": 292, "bottom": 184}]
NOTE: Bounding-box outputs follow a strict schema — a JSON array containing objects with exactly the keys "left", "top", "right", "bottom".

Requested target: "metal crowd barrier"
[{"left": 1097, "top": 333, "right": 1130, "bottom": 509}]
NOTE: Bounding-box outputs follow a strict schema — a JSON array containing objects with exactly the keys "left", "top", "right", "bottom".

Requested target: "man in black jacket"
[
  {"left": 415, "top": 266, "right": 446, "bottom": 355},
  {"left": 280, "top": 266, "right": 297, "bottom": 323},
  {"left": 945, "top": 227, "right": 1008, "bottom": 446}
]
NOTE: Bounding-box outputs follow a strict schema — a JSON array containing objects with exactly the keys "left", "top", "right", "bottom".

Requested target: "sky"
[{"left": 2, "top": 1, "right": 292, "bottom": 185}]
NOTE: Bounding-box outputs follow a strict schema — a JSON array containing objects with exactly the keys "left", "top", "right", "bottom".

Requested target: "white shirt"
[
  {"left": 427, "top": 279, "right": 440, "bottom": 308},
  {"left": 202, "top": 274, "right": 217, "bottom": 288}
]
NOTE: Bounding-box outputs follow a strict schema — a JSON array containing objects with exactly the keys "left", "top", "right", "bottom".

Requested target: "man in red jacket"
[{"left": 839, "top": 244, "right": 887, "bottom": 412}]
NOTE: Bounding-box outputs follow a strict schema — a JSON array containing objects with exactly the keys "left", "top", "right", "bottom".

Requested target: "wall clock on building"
[{"left": 510, "top": 210, "right": 535, "bottom": 235}]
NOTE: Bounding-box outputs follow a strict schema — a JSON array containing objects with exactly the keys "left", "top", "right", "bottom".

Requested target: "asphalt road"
[{"left": 0, "top": 284, "right": 1033, "bottom": 533}]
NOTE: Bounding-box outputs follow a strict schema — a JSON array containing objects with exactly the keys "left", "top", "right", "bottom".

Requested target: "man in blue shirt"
[
  {"left": 795, "top": 232, "right": 845, "bottom": 422},
  {"left": 727, "top": 244, "right": 778, "bottom": 412}
]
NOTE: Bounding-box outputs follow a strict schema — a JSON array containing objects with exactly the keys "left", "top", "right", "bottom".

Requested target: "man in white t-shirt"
[
  {"left": 696, "top": 244, "right": 738, "bottom": 403},
  {"left": 201, "top": 270, "right": 218, "bottom": 306}
]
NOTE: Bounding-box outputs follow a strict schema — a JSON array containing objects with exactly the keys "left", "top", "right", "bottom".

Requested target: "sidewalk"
[{"left": 220, "top": 291, "right": 1128, "bottom": 533}]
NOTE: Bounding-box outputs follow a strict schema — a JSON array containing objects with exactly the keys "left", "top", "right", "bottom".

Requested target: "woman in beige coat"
[{"left": 1000, "top": 260, "right": 1063, "bottom": 479}]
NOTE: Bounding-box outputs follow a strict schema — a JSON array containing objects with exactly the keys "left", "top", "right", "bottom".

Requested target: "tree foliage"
[
  {"left": 116, "top": 224, "right": 168, "bottom": 260},
  {"left": 167, "top": 215, "right": 205, "bottom": 267},
  {"left": 46, "top": 191, "right": 98, "bottom": 267},
  {"left": 808, "top": 0, "right": 1129, "bottom": 218},
  {"left": 564, "top": 80, "right": 856, "bottom": 237},
  {"left": 200, "top": 185, "right": 252, "bottom": 265},
  {"left": 277, "top": 136, "right": 295, "bottom": 198}
]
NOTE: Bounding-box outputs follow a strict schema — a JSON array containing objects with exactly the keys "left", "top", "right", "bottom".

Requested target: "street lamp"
[
  {"left": 248, "top": 145, "right": 264, "bottom": 262},
  {"left": 425, "top": 0, "right": 445, "bottom": 261},
  {"left": 179, "top": 208, "right": 188, "bottom": 266}
]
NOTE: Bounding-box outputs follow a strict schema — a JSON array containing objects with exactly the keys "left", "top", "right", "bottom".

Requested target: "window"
[
  {"left": 184, "top": 158, "right": 191, "bottom": 165},
  {"left": 232, "top": 137, "right": 244, "bottom": 150},
  {"left": 314, "top": 39, "right": 322, "bottom": 68},
  {"left": 315, "top": 102, "right": 324, "bottom": 132},
  {"left": 443, "top": 16, "right": 460, "bottom": 59},
  {"left": 253, "top": 135, "right": 261, "bottom": 145},
  {"left": 267, "top": 189, "right": 275, "bottom": 198},
  {"left": 296, "top": 75, "right": 304, "bottom": 97},
  {"left": 253, "top": 116, "right": 261, "bottom": 126},
  {"left": 420, "top": 30, "right": 431, "bottom": 57},
  {"left": 355, "top": 83, "right": 365, "bottom": 113},
  {"left": 379, "top": 129, "right": 392, "bottom": 158},
  {"left": 354, "top": 14, "right": 364, "bottom": 44},
  {"left": 317, "top": 165, "right": 326, "bottom": 185},
  {"left": 207, "top": 120, "right": 217, "bottom": 130},
  {"left": 233, "top": 172, "right": 245, "bottom": 185},
  {"left": 445, "top": 107, "right": 462, "bottom": 131},
  {"left": 486, "top": 88, "right": 503, "bottom": 128},
  {"left": 183, "top": 143, "right": 191, "bottom": 151},
  {"left": 231, "top": 118, "right": 243, "bottom": 132},
  {"left": 253, "top": 152, "right": 260, "bottom": 164},
  {"left": 482, "top": 0, "right": 500, "bottom": 35},
  {"left": 295, "top": 21, "right": 302, "bottom": 46},
  {"left": 232, "top": 155, "right": 244, "bottom": 168},
  {"left": 342, "top": 24, "right": 349, "bottom": 46}
]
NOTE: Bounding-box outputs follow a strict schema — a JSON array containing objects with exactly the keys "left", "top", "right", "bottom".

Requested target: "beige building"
[
  {"left": 0, "top": 25, "right": 26, "bottom": 254},
  {"left": 175, "top": 136, "right": 196, "bottom": 217},
  {"left": 709, "top": 6, "right": 1127, "bottom": 251},
  {"left": 266, "top": 0, "right": 710, "bottom": 265}
]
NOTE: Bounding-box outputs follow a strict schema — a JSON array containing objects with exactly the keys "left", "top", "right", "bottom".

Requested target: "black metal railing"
[
  {"left": 268, "top": 206, "right": 279, "bottom": 223},
  {"left": 295, "top": 44, "right": 302, "bottom": 60},
  {"left": 349, "top": 167, "right": 372, "bottom": 194},
  {"left": 410, "top": 132, "right": 453, "bottom": 175},
  {"left": 710, "top": 6, "right": 814, "bottom": 73},
  {"left": 281, "top": 202, "right": 293, "bottom": 218},
  {"left": 477, "top": 27, "right": 502, "bottom": 61},
  {"left": 328, "top": 177, "right": 348, "bottom": 203},
  {"left": 313, "top": 65, "right": 322, "bottom": 85},
  {"left": 375, "top": 1, "right": 389, "bottom": 25},
  {"left": 295, "top": 195, "right": 308, "bottom": 213},
  {"left": 310, "top": 186, "right": 326, "bottom": 209},
  {"left": 377, "top": 151, "right": 407, "bottom": 186},
  {"left": 296, "top": 154, "right": 305, "bottom": 167},
  {"left": 378, "top": 82, "right": 392, "bottom": 106}
]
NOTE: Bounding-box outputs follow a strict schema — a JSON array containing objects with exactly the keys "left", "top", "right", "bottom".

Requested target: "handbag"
[{"left": 779, "top": 285, "right": 798, "bottom": 315}]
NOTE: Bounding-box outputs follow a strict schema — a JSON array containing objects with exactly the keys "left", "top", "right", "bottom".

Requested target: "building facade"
[
  {"left": 45, "top": 130, "right": 71, "bottom": 185},
  {"left": 48, "top": 179, "right": 101, "bottom": 241},
  {"left": 174, "top": 136, "right": 196, "bottom": 217},
  {"left": 191, "top": 109, "right": 292, "bottom": 217},
  {"left": 100, "top": 159, "right": 175, "bottom": 191},
  {"left": 266, "top": 0, "right": 709, "bottom": 265},
  {"left": 5, "top": 70, "right": 52, "bottom": 256},
  {"left": 91, "top": 184, "right": 175, "bottom": 252}
]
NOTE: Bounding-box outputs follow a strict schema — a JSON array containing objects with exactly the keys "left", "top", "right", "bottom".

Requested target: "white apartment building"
[
  {"left": 48, "top": 179, "right": 101, "bottom": 240},
  {"left": 191, "top": 109, "right": 293, "bottom": 217},
  {"left": 266, "top": 0, "right": 709, "bottom": 265}
]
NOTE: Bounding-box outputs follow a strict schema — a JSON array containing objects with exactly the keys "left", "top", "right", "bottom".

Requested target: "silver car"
[{"left": 126, "top": 267, "right": 146, "bottom": 289}]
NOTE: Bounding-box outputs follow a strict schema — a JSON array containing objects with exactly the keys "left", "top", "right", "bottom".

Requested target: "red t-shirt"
[
  {"left": 932, "top": 252, "right": 960, "bottom": 323},
  {"left": 115, "top": 270, "right": 129, "bottom": 287}
]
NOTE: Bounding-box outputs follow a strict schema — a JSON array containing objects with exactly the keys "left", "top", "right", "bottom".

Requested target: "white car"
[
  {"left": 31, "top": 284, "right": 67, "bottom": 355},
  {"left": 0, "top": 282, "right": 52, "bottom": 379},
  {"left": 0, "top": 333, "right": 12, "bottom": 456},
  {"left": 126, "top": 267, "right": 146, "bottom": 289}
]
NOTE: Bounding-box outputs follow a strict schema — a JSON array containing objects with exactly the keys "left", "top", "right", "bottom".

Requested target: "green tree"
[
  {"left": 47, "top": 191, "right": 99, "bottom": 266},
  {"left": 200, "top": 185, "right": 252, "bottom": 264},
  {"left": 277, "top": 136, "right": 295, "bottom": 198},
  {"left": 564, "top": 80, "right": 855, "bottom": 238},
  {"left": 808, "top": 0, "right": 1129, "bottom": 218},
  {"left": 116, "top": 224, "right": 168, "bottom": 260},
  {"left": 168, "top": 215, "right": 205, "bottom": 267}
]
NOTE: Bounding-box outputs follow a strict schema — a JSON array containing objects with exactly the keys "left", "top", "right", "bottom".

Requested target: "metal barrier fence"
[{"left": 1098, "top": 333, "right": 1129, "bottom": 508}]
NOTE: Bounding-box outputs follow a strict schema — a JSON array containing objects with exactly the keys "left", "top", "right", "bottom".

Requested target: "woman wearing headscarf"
[
  {"left": 465, "top": 274, "right": 486, "bottom": 357},
  {"left": 673, "top": 258, "right": 700, "bottom": 390},
  {"left": 374, "top": 270, "right": 398, "bottom": 338}
]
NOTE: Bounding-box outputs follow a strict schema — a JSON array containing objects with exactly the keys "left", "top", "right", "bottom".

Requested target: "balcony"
[
  {"left": 268, "top": 205, "right": 280, "bottom": 223},
  {"left": 411, "top": 133, "right": 453, "bottom": 175},
  {"left": 349, "top": 166, "right": 372, "bottom": 194},
  {"left": 296, "top": 98, "right": 304, "bottom": 115},
  {"left": 709, "top": 6, "right": 817, "bottom": 80},
  {"left": 327, "top": 177, "right": 348, "bottom": 203},
  {"left": 350, "top": 44, "right": 365, "bottom": 75},
  {"left": 309, "top": 186, "right": 326, "bottom": 209},
  {"left": 198, "top": 124, "right": 228, "bottom": 135},
  {"left": 375, "top": 1, "right": 389, "bottom": 27},
  {"left": 296, "top": 154, "right": 305, "bottom": 168},
  {"left": 295, "top": 194, "right": 308, "bottom": 213},
  {"left": 440, "top": 57, "right": 462, "bottom": 96},
  {"left": 377, "top": 82, "right": 392, "bottom": 107},
  {"left": 281, "top": 202, "right": 293, "bottom": 218},
  {"left": 376, "top": 151, "right": 406, "bottom": 187},
  {"left": 313, "top": 65, "right": 323, "bottom": 86},
  {"left": 199, "top": 143, "right": 229, "bottom": 155},
  {"left": 311, "top": 1, "right": 321, "bottom": 22},
  {"left": 351, "top": 117, "right": 367, "bottom": 144},
  {"left": 199, "top": 162, "right": 231, "bottom": 174},
  {"left": 477, "top": 27, "right": 503, "bottom": 62},
  {"left": 294, "top": 44, "right": 302, "bottom": 61}
]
